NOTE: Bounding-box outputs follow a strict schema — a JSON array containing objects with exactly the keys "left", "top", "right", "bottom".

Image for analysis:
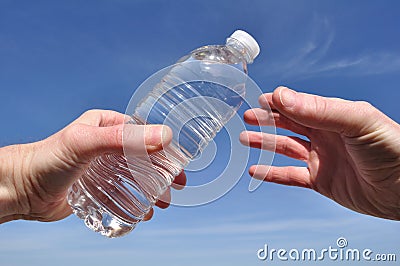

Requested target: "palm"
[{"left": 306, "top": 130, "right": 376, "bottom": 216}]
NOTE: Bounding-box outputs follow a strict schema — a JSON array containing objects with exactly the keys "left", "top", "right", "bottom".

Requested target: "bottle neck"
[{"left": 225, "top": 37, "right": 254, "bottom": 64}]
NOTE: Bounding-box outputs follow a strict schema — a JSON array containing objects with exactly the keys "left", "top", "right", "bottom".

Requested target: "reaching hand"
[
  {"left": 240, "top": 86, "right": 400, "bottom": 220},
  {"left": 0, "top": 109, "right": 186, "bottom": 223}
]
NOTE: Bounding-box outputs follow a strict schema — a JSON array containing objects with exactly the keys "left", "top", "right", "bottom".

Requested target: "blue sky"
[{"left": 1, "top": 0, "right": 400, "bottom": 265}]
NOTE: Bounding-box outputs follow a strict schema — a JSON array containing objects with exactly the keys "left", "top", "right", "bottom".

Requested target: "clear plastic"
[{"left": 67, "top": 31, "right": 260, "bottom": 237}]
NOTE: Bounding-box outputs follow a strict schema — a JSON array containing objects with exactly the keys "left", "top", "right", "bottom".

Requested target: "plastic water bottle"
[{"left": 67, "top": 30, "right": 260, "bottom": 237}]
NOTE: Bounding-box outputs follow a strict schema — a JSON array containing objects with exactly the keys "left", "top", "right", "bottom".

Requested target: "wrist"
[{"left": 0, "top": 144, "right": 33, "bottom": 222}]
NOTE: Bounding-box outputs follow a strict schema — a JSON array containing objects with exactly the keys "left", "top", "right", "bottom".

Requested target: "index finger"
[{"left": 258, "top": 93, "right": 275, "bottom": 110}]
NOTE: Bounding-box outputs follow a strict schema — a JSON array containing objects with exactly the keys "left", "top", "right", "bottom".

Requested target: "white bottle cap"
[{"left": 230, "top": 30, "right": 260, "bottom": 61}]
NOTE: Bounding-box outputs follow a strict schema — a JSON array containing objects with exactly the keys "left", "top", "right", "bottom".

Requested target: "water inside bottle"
[{"left": 134, "top": 80, "right": 244, "bottom": 160}]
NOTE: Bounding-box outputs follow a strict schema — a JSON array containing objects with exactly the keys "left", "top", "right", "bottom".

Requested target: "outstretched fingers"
[
  {"left": 244, "top": 108, "right": 311, "bottom": 137},
  {"left": 250, "top": 165, "right": 312, "bottom": 188},
  {"left": 240, "top": 131, "right": 310, "bottom": 161}
]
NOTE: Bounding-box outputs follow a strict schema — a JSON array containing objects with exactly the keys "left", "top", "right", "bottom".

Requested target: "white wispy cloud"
[
  {"left": 316, "top": 52, "right": 400, "bottom": 75},
  {"left": 267, "top": 16, "right": 400, "bottom": 79},
  {"left": 135, "top": 216, "right": 361, "bottom": 237}
]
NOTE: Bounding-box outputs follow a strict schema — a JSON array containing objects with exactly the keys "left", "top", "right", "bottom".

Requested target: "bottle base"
[{"left": 68, "top": 181, "right": 136, "bottom": 238}]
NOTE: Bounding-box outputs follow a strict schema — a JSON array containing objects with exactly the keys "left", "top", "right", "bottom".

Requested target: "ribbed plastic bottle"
[{"left": 67, "top": 30, "right": 260, "bottom": 237}]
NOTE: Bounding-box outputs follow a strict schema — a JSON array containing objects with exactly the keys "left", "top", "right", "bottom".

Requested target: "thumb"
[
  {"left": 30, "top": 123, "right": 172, "bottom": 198},
  {"left": 62, "top": 123, "right": 172, "bottom": 163},
  {"left": 271, "top": 86, "right": 377, "bottom": 136}
]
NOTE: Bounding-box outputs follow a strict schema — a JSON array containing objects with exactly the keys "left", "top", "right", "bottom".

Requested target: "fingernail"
[
  {"left": 145, "top": 125, "right": 172, "bottom": 148},
  {"left": 145, "top": 125, "right": 163, "bottom": 146},
  {"left": 161, "top": 126, "right": 172, "bottom": 144},
  {"left": 279, "top": 87, "right": 296, "bottom": 108}
]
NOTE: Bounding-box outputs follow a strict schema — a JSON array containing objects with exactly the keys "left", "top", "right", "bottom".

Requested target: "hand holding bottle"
[
  {"left": 67, "top": 30, "right": 260, "bottom": 237},
  {"left": 0, "top": 109, "right": 185, "bottom": 223},
  {"left": 241, "top": 87, "right": 400, "bottom": 220}
]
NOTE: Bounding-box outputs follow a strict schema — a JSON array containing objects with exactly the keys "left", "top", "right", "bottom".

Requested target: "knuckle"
[
  {"left": 77, "top": 109, "right": 102, "bottom": 123},
  {"left": 63, "top": 123, "right": 83, "bottom": 140},
  {"left": 61, "top": 123, "right": 88, "bottom": 149},
  {"left": 281, "top": 139, "right": 289, "bottom": 154},
  {"left": 354, "top": 100, "right": 378, "bottom": 117},
  {"left": 355, "top": 100, "right": 372, "bottom": 108},
  {"left": 355, "top": 100, "right": 374, "bottom": 110},
  {"left": 114, "top": 126, "right": 124, "bottom": 149},
  {"left": 81, "top": 109, "right": 99, "bottom": 117},
  {"left": 312, "top": 96, "right": 329, "bottom": 123}
]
